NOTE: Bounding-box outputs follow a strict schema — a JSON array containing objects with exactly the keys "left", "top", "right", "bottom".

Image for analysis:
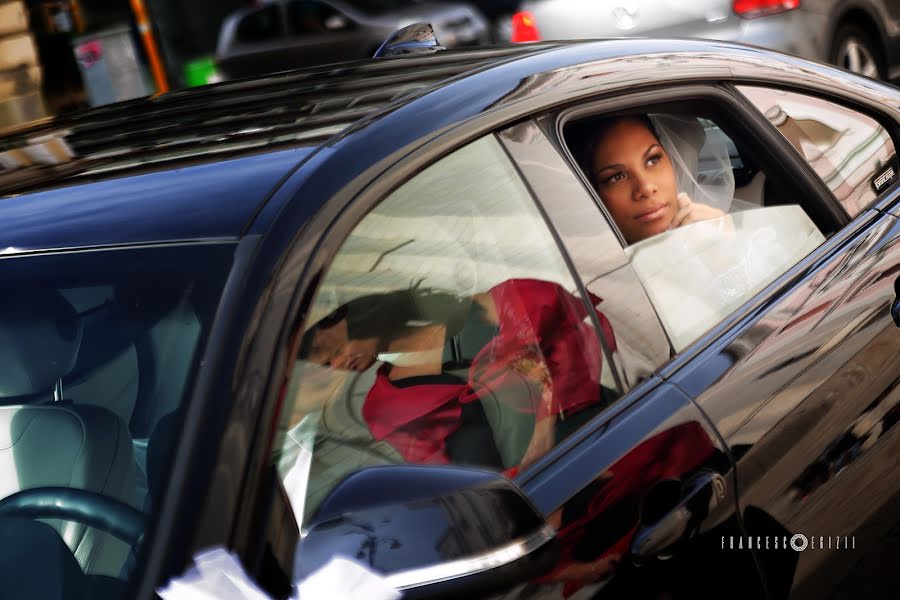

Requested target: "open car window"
[{"left": 564, "top": 108, "right": 830, "bottom": 351}]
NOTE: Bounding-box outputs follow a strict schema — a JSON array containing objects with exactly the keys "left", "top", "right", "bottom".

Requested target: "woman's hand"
[{"left": 669, "top": 193, "right": 726, "bottom": 229}]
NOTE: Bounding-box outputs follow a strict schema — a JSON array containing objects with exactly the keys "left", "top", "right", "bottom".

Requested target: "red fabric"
[
  {"left": 363, "top": 279, "right": 616, "bottom": 463},
  {"left": 466, "top": 279, "right": 616, "bottom": 421},
  {"left": 362, "top": 365, "right": 469, "bottom": 464}
]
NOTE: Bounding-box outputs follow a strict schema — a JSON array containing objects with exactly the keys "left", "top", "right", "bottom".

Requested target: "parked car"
[
  {"left": 0, "top": 34, "right": 899, "bottom": 600},
  {"left": 215, "top": 0, "right": 490, "bottom": 79},
  {"left": 511, "top": 0, "right": 900, "bottom": 81}
]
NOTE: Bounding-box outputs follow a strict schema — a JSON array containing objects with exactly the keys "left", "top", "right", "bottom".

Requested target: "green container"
[{"left": 183, "top": 57, "right": 218, "bottom": 87}]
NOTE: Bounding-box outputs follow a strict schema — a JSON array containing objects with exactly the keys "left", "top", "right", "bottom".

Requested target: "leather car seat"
[{"left": 0, "top": 290, "right": 137, "bottom": 577}]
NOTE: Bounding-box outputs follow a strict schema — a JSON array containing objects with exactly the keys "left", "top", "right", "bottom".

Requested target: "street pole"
[{"left": 129, "top": 0, "right": 169, "bottom": 94}]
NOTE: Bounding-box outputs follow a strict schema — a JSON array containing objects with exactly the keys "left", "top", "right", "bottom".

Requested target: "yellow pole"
[{"left": 129, "top": 0, "right": 169, "bottom": 94}]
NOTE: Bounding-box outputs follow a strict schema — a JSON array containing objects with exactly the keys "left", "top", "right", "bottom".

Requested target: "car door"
[
  {"left": 532, "top": 79, "right": 900, "bottom": 600},
  {"left": 228, "top": 117, "right": 765, "bottom": 600},
  {"left": 658, "top": 83, "right": 900, "bottom": 600}
]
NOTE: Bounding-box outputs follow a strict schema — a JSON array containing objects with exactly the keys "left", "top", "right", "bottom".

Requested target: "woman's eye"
[
  {"left": 646, "top": 153, "right": 662, "bottom": 167},
  {"left": 603, "top": 172, "right": 625, "bottom": 184}
]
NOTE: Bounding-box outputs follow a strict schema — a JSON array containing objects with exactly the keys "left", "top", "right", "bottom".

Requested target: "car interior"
[{"left": 0, "top": 245, "right": 232, "bottom": 599}]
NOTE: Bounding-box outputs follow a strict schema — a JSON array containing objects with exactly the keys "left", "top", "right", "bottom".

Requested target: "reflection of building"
[
  {"left": 741, "top": 86, "right": 897, "bottom": 217},
  {"left": 0, "top": 1, "right": 48, "bottom": 128},
  {"left": 436, "top": 488, "right": 520, "bottom": 557}
]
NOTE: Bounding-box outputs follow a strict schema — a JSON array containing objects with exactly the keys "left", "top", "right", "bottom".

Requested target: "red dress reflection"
[
  {"left": 362, "top": 278, "right": 615, "bottom": 465},
  {"left": 538, "top": 421, "right": 715, "bottom": 597}
]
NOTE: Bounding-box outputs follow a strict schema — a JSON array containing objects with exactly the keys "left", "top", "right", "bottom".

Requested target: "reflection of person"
[
  {"left": 537, "top": 421, "right": 717, "bottom": 598},
  {"left": 300, "top": 279, "right": 616, "bottom": 469},
  {"left": 583, "top": 116, "right": 726, "bottom": 244}
]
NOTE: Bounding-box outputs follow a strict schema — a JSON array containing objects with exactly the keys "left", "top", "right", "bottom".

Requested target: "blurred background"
[{"left": 1, "top": 0, "right": 898, "bottom": 130}]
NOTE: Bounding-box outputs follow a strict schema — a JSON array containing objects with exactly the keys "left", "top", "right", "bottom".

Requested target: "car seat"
[{"left": 0, "top": 290, "right": 137, "bottom": 577}]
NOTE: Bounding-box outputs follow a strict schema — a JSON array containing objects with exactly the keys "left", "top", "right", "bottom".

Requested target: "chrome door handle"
[{"left": 630, "top": 471, "right": 726, "bottom": 561}]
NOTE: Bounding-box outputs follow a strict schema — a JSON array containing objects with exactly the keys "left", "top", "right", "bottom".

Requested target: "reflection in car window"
[
  {"left": 567, "top": 111, "right": 827, "bottom": 351},
  {"left": 739, "top": 86, "right": 898, "bottom": 217},
  {"left": 0, "top": 244, "right": 233, "bottom": 597},
  {"left": 237, "top": 5, "right": 283, "bottom": 44},
  {"left": 275, "top": 136, "right": 620, "bottom": 531}
]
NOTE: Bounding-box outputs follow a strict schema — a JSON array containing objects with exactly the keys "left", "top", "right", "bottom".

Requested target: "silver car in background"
[
  {"left": 510, "top": 0, "right": 900, "bottom": 81},
  {"left": 217, "top": 0, "right": 490, "bottom": 79}
]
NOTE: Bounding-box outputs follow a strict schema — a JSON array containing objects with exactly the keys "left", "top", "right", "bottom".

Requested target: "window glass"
[
  {"left": 565, "top": 110, "right": 826, "bottom": 351},
  {"left": 237, "top": 5, "right": 283, "bottom": 43},
  {"left": 275, "top": 136, "right": 618, "bottom": 529},
  {"left": 498, "top": 119, "right": 671, "bottom": 393},
  {"left": 0, "top": 243, "right": 233, "bottom": 597},
  {"left": 739, "top": 86, "right": 898, "bottom": 217}
]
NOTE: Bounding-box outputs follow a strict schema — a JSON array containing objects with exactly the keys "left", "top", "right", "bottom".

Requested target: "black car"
[{"left": 0, "top": 36, "right": 898, "bottom": 600}]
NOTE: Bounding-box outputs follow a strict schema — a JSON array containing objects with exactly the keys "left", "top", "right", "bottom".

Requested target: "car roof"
[
  {"left": 2, "top": 38, "right": 885, "bottom": 255},
  {"left": 0, "top": 44, "right": 557, "bottom": 253}
]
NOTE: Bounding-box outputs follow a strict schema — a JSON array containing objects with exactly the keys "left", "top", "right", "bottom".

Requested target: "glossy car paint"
[
  {"left": 0, "top": 148, "right": 307, "bottom": 252},
  {"left": 0, "top": 39, "right": 897, "bottom": 599},
  {"left": 669, "top": 205, "right": 900, "bottom": 598}
]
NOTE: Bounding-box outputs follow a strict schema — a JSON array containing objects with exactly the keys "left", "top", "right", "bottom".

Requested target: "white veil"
[
  {"left": 649, "top": 114, "right": 735, "bottom": 214},
  {"left": 628, "top": 114, "right": 825, "bottom": 351}
]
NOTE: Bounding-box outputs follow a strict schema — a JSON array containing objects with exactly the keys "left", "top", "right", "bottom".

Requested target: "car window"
[
  {"left": 274, "top": 135, "right": 619, "bottom": 531},
  {"left": 287, "top": 1, "right": 345, "bottom": 35},
  {"left": 738, "top": 86, "right": 899, "bottom": 217},
  {"left": 0, "top": 243, "right": 233, "bottom": 597},
  {"left": 564, "top": 110, "right": 827, "bottom": 351},
  {"left": 237, "top": 4, "right": 283, "bottom": 44}
]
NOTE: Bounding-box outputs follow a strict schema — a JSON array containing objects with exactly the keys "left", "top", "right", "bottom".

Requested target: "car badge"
[
  {"left": 872, "top": 162, "right": 898, "bottom": 193},
  {"left": 612, "top": 4, "right": 638, "bottom": 31}
]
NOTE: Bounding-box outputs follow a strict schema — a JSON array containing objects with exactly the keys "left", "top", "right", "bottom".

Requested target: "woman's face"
[
  {"left": 591, "top": 118, "right": 679, "bottom": 243},
  {"left": 307, "top": 318, "right": 379, "bottom": 372}
]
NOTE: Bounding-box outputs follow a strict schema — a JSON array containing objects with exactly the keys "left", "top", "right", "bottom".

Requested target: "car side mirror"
[
  {"left": 296, "top": 465, "right": 557, "bottom": 598},
  {"left": 324, "top": 14, "right": 350, "bottom": 31}
]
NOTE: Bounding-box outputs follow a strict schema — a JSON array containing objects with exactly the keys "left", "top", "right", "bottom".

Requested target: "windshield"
[{"left": 0, "top": 242, "right": 234, "bottom": 598}]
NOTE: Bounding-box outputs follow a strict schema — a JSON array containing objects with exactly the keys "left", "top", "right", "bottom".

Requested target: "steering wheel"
[{"left": 0, "top": 487, "right": 146, "bottom": 546}]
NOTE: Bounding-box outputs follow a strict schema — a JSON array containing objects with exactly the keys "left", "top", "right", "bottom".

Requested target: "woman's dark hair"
[
  {"left": 570, "top": 114, "right": 660, "bottom": 189},
  {"left": 298, "top": 287, "right": 471, "bottom": 360}
]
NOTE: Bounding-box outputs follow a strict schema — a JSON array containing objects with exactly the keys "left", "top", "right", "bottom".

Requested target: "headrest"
[{"left": 0, "top": 290, "right": 82, "bottom": 397}]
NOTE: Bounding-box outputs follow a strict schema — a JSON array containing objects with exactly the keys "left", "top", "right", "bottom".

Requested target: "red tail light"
[
  {"left": 733, "top": 0, "right": 799, "bottom": 18},
  {"left": 511, "top": 11, "right": 541, "bottom": 43}
]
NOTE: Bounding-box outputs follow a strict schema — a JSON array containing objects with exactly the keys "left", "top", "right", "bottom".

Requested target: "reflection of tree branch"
[{"left": 369, "top": 239, "right": 415, "bottom": 273}]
